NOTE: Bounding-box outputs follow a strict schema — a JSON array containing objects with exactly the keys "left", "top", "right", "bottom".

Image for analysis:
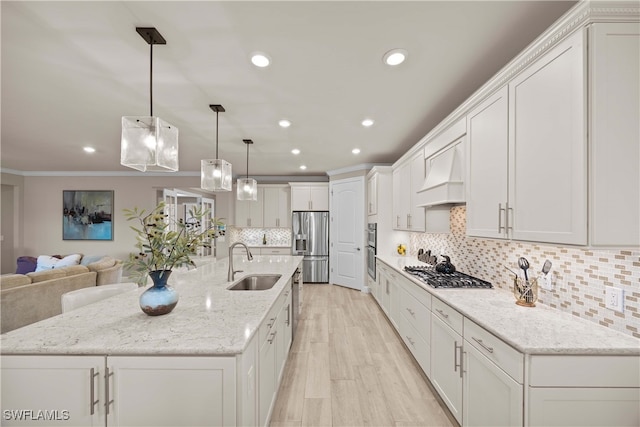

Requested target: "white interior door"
[{"left": 330, "top": 177, "right": 364, "bottom": 290}]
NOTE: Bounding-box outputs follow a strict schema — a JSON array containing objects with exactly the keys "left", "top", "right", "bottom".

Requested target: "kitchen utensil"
[
  {"left": 518, "top": 257, "right": 530, "bottom": 281},
  {"left": 435, "top": 255, "right": 456, "bottom": 274},
  {"left": 513, "top": 276, "right": 538, "bottom": 307},
  {"left": 542, "top": 259, "right": 552, "bottom": 275},
  {"left": 418, "top": 248, "right": 424, "bottom": 256},
  {"left": 504, "top": 265, "right": 519, "bottom": 279}
]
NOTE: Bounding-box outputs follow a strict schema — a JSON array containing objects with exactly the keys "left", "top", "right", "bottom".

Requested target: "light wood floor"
[{"left": 270, "top": 283, "right": 454, "bottom": 427}]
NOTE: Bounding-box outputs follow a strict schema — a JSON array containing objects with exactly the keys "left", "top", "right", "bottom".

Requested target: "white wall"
[{"left": 2, "top": 172, "right": 232, "bottom": 265}]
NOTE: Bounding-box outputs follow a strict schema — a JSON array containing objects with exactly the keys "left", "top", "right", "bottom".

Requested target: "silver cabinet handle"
[
  {"left": 506, "top": 202, "right": 513, "bottom": 232},
  {"left": 498, "top": 203, "right": 505, "bottom": 233},
  {"left": 268, "top": 330, "right": 277, "bottom": 344},
  {"left": 267, "top": 317, "right": 276, "bottom": 328},
  {"left": 308, "top": 200, "right": 312, "bottom": 210},
  {"left": 454, "top": 341, "right": 463, "bottom": 377},
  {"left": 436, "top": 308, "right": 449, "bottom": 319},
  {"left": 396, "top": 215, "right": 400, "bottom": 228},
  {"left": 405, "top": 308, "right": 415, "bottom": 317},
  {"left": 90, "top": 368, "right": 99, "bottom": 415},
  {"left": 405, "top": 335, "right": 415, "bottom": 346},
  {"left": 105, "top": 367, "right": 114, "bottom": 415},
  {"left": 472, "top": 337, "right": 494, "bottom": 353},
  {"left": 407, "top": 214, "right": 412, "bottom": 228},
  {"left": 286, "top": 305, "right": 290, "bottom": 326}
]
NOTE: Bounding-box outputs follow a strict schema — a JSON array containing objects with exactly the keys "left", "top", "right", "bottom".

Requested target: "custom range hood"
[{"left": 416, "top": 119, "right": 466, "bottom": 207}]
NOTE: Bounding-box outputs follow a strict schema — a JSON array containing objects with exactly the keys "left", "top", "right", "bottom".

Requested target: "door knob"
[{"left": 356, "top": 247, "right": 361, "bottom": 251}]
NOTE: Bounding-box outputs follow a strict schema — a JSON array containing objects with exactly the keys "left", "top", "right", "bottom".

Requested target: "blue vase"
[{"left": 139, "top": 270, "right": 178, "bottom": 316}]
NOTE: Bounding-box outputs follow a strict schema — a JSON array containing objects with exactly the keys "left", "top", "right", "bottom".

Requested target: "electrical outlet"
[
  {"left": 539, "top": 272, "right": 553, "bottom": 290},
  {"left": 605, "top": 287, "right": 625, "bottom": 313}
]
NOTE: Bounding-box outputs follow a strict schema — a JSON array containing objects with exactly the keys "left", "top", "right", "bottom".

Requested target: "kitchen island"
[
  {"left": 1, "top": 255, "right": 302, "bottom": 426},
  {"left": 375, "top": 254, "right": 640, "bottom": 427}
]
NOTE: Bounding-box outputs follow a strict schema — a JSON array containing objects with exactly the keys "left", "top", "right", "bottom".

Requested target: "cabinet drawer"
[
  {"left": 400, "top": 313, "right": 431, "bottom": 377},
  {"left": 432, "top": 297, "right": 463, "bottom": 336},
  {"left": 398, "top": 274, "right": 432, "bottom": 310},
  {"left": 529, "top": 355, "right": 640, "bottom": 387},
  {"left": 400, "top": 285, "right": 431, "bottom": 343},
  {"left": 259, "top": 307, "right": 279, "bottom": 345},
  {"left": 464, "top": 318, "right": 524, "bottom": 383},
  {"left": 261, "top": 248, "right": 291, "bottom": 255}
]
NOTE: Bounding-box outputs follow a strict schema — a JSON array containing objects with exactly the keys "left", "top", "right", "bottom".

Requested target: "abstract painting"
[{"left": 62, "top": 190, "right": 113, "bottom": 240}]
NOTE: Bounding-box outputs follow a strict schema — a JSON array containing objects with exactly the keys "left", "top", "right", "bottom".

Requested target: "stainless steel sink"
[{"left": 227, "top": 274, "right": 281, "bottom": 291}]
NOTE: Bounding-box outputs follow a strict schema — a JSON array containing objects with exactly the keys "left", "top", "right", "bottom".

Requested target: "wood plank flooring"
[{"left": 270, "top": 284, "right": 454, "bottom": 427}]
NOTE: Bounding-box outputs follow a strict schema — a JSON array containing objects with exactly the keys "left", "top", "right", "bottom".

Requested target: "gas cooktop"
[{"left": 403, "top": 265, "right": 493, "bottom": 289}]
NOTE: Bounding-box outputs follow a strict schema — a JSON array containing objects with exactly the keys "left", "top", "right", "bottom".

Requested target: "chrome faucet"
[{"left": 228, "top": 242, "right": 254, "bottom": 281}]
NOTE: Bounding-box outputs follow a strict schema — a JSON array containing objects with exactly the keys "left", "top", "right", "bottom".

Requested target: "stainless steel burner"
[{"left": 403, "top": 266, "right": 493, "bottom": 289}]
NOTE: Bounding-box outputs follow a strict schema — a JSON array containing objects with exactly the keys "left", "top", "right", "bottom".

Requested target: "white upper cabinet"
[
  {"left": 465, "top": 20, "right": 638, "bottom": 247},
  {"left": 589, "top": 23, "right": 640, "bottom": 247},
  {"left": 467, "top": 30, "right": 587, "bottom": 245},
  {"left": 367, "top": 172, "right": 378, "bottom": 216},
  {"left": 236, "top": 187, "right": 264, "bottom": 228},
  {"left": 466, "top": 86, "right": 510, "bottom": 239},
  {"left": 392, "top": 152, "right": 426, "bottom": 232},
  {"left": 290, "top": 183, "right": 329, "bottom": 211},
  {"left": 507, "top": 29, "right": 587, "bottom": 245},
  {"left": 263, "top": 185, "right": 291, "bottom": 228}
]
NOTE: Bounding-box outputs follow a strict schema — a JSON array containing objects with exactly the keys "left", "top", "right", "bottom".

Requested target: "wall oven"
[{"left": 367, "top": 223, "right": 377, "bottom": 280}]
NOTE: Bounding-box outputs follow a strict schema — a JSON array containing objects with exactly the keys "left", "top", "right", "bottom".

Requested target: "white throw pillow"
[
  {"left": 54, "top": 254, "right": 82, "bottom": 269},
  {"left": 35, "top": 254, "right": 81, "bottom": 272}
]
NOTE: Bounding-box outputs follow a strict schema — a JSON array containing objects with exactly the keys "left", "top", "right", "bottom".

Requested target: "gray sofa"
[{"left": 1, "top": 257, "right": 123, "bottom": 333}]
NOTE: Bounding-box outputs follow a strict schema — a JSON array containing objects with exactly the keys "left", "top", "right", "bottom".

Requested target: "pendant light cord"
[
  {"left": 246, "top": 142, "right": 249, "bottom": 179},
  {"left": 149, "top": 41, "right": 153, "bottom": 117},
  {"left": 215, "top": 111, "right": 219, "bottom": 159}
]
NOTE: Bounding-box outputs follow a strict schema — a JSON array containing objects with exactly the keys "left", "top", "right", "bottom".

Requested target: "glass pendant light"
[
  {"left": 201, "top": 104, "right": 232, "bottom": 191},
  {"left": 121, "top": 27, "right": 179, "bottom": 172},
  {"left": 237, "top": 139, "right": 258, "bottom": 201}
]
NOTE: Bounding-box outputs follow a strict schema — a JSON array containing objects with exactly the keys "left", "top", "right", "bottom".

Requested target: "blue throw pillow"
[
  {"left": 81, "top": 255, "right": 106, "bottom": 266},
  {"left": 16, "top": 256, "right": 37, "bottom": 274}
]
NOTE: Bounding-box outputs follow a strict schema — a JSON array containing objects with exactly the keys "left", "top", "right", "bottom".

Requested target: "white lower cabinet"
[
  {"left": 430, "top": 301, "right": 464, "bottom": 424},
  {"left": 259, "top": 281, "right": 293, "bottom": 427},
  {"left": 377, "top": 265, "right": 391, "bottom": 315},
  {"left": 107, "top": 356, "right": 236, "bottom": 427},
  {"left": 397, "top": 276, "right": 432, "bottom": 377},
  {"left": 463, "top": 318, "right": 523, "bottom": 427},
  {"left": 1, "top": 355, "right": 104, "bottom": 426},
  {"left": 527, "top": 355, "right": 640, "bottom": 427},
  {"left": 1, "top": 355, "right": 236, "bottom": 427}
]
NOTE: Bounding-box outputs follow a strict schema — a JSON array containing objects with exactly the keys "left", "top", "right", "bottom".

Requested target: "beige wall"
[{"left": 1, "top": 172, "right": 232, "bottom": 266}]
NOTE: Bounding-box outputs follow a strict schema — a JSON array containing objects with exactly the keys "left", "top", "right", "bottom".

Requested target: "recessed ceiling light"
[
  {"left": 362, "top": 118, "right": 374, "bottom": 127},
  {"left": 291, "top": 149, "right": 300, "bottom": 155},
  {"left": 83, "top": 147, "right": 96, "bottom": 153},
  {"left": 279, "top": 119, "right": 291, "bottom": 128},
  {"left": 251, "top": 52, "right": 271, "bottom": 68},
  {"left": 352, "top": 148, "right": 361, "bottom": 155},
  {"left": 300, "top": 165, "right": 307, "bottom": 170},
  {"left": 383, "top": 48, "right": 408, "bottom": 66}
]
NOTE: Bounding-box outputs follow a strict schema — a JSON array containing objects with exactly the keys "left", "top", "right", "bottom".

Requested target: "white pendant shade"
[
  {"left": 237, "top": 139, "right": 257, "bottom": 200},
  {"left": 201, "top": 159, "right": 232, "bottom": 191},
  {"left": 121, "top": 116, "right": 179, "bottom": 172},
  {"left": 237, "top": 177, "right": 258, "bottom": 201},
  {"left": 201, "top": 104, "right": 232, "bottom": 192}
]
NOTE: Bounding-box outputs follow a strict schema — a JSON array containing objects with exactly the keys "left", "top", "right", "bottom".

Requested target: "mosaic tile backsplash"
[
  {"left": 229, "top": 227, "right": 292, "bottom": 247},
  {"left": 410, "top": 206, "right": 640, "bottom": 339}
]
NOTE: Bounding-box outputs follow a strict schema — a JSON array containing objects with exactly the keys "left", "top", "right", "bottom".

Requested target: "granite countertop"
[
  {"left": 0, "top": 255, "right": 303, "bottom": 356},
  {"left": 377, "top": 255, "right": 640, "bottom": 356}
]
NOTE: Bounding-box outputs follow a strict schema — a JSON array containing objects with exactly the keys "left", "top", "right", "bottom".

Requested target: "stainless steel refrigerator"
[{"left": 292, "top": 211, "right": 329, "bottom": 283}]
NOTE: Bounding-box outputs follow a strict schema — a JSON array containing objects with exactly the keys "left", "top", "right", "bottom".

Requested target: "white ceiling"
[{"left": 1, "top": 1, "right": 577, "bottom": 177}]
